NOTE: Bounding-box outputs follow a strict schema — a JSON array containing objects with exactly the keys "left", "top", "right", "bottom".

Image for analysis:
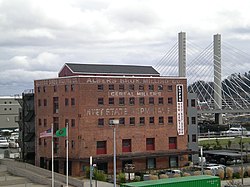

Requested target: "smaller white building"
[{"left": 0, "top": 96, "right": 21, "bottom": 130}]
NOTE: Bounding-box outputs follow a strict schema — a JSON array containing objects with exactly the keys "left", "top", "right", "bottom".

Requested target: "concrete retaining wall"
[{"left": 0, "top": 159, "right": 84, "bottom": 187}]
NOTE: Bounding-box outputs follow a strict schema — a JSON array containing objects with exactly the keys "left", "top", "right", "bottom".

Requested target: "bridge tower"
[
  {"left": 214, "top": 34, "right": 223, "bottom": 124},
  {"left": 178, "top": 32, "right": 186, "bottom": 77}
]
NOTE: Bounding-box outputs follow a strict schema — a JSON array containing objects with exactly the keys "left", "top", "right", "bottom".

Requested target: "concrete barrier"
[{"left": 0, "top": 159, "right": 84, "bottom": 187}]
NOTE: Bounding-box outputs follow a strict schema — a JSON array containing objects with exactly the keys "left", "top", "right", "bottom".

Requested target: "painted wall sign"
[
  {"left": 108, "top": 91, "right": 162, "bottom": 97},
  {"left": 84, "top": 106, "right": 171, "bottom": 117},
  {"left": 176, "top": 84, "right": 184, "bottom": 135}
]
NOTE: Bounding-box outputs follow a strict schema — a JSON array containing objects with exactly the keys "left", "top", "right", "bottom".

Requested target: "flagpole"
[
  {"left": 52, "top": 123, "right": 54, "bottom": 187},
  {"left": 66, "top": 123, "right": 69, "bottom": 187}
]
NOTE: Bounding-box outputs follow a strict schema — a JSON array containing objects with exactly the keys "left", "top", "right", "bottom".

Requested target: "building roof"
[{"left": 64, "top": 63, "right": 160, "bottom": 76}]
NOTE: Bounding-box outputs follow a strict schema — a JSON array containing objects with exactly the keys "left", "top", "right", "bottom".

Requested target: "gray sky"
[{"left": 1, "top": 0, "right": 250, "bottom": 95}]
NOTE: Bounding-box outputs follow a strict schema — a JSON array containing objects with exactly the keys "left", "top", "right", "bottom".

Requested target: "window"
[
  {"left": 44, "top": 99, "right": 47, "bottom": 106},
  {"left": 71, "top": 119, "right": 75, "bottom": 127},
  {"left": 158, "top": 85, "right": 163, "bottom": 91},
  {"left": 38, "top": 99, "right": 41, "bottom": 107},
  {"left": 168, "top": 97, "right": 173, "bottom": 105},
  {"left": 71, "top": 98, "right": 75, "bottom": 106},
  {"left": 39, "top": 138, "right": 42, "bottom": 145},
  {"left": 146, "top": 138, "right": 155, "bottom": 150},
  {"left": 53, "top": 97, "right": 59, "bottom": 114},
  {"left": 65, "top": 85, "right": 69, "bottom": 92},
  {"left": 109, "top": 98, "right": 114, "bottom": 105},
  {"left": 65, "top": 119, "right": 69, "bottom": 126},
  {"left": 98, "top": 84, "right": 103, "bottom": 91},
  {"left": 149, "top": 97, "right": 154, "bottom": 105},
  {"left": 37, "top": 86, "right": 41, "bottom": 93},
  {"left": 44, "top": 119, "right": 47, "bottom": 127},
  {"left": 71, "top": 140, "right": 75, "bottom": 148},
  {"left": 130, "top": 117, "right": 135, "bottom": 125},
  {"left": 43, "top": 86, "right": 46, "bottom": 92},
  {"left": 147, "top": 158, "right": 156, "bottom": 169},
  {"left": 53, "top": 117, "right": 59, "bottom": 132},
  {"left": 168, "top": 116, "right": 173, "bottom": 124},
  {"left": 149, "top": 85, "right": 154, "bottom": 91},
  {"left": 98, "top": 98, "right": 104, "bottom": 105},
  {"left": 139, "top": 117, "right": 145, "bottom": 125},
  {"left": 159, "top": 116, "right": 164, "bottom": 124},
  {"left": 122, "top": 139, "right": 131, "bottom": 152},
  {"left": 129, "top": 84, "right": 134, "bottom": 90},
  {"left": 191, "top": 117, "right": 196, "bottom": 124},
  {"left": 192, "top": 135, "right": 197, "bottom": 142},
  {"left": 65, "top": 98, "right": 69, "bottom": 106},
  {"left": 149, "top": 117, "right": 154, "bottom": 124},
  {"left": 119, "top": 98, "right": 125, "bottom": 105},
  {"left": 54, "top": 138, "right": 59, "bottom": 153},
  {"left": 129, "top": 97, "right": 135, "bottom": 105},
  {"left": 109, "top": 118, "right": 114, "bottom": 125},
  {"left": 44, "top": 139, "right": 47, "bottom": 146},
  {"left": 119, "top": 84, "right": 125, "bottom": 90},
  {"left": 139, "top": 97, "right": 145, "bottom": 105},
  {"left": 9, "top": 108, "right": 12, "bottom": 110},
  {"left": 139, "top": 85, "right": 144, "bottom": 91},
  {"left": 158, "top": 97, "right": 164, "bottom": 105},
  {"left": 191, "top": 99, "right": 196, "bottom": 107},
  {"left": 39, "top": 119, "right": 42, "bottom": 126},
  {"left": 119, "top": 118, "right": 125, "bottom": 125},
  {"left": 71, "top": 84, "right": 75, "bottom": 91},
  {"left": 169, "top": 137, "right": 177, "bottom": 149},
  {"left": 109, "top": 84, "right": 114, "bottom": 90},
  {"left": 168, "top": 85, "right": 173, "bottom": 91},
  {"left": 54, "top": 85, "right": 57, "bottom": 92},
  {"left": 96, "top": 141, "right": 107, "bottom": 154},
  {"left": 98, "top": 118, "right": 104, "bottom": 126}
]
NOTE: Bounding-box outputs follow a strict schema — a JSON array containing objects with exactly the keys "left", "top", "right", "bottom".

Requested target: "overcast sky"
[{"left": 1, "top": 0, "right": 250, "bottom": 95}]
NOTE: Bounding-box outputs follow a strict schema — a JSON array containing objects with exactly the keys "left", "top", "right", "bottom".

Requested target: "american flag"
[{"left": 39, "top": 128, "right": 52, "bottom": 138}]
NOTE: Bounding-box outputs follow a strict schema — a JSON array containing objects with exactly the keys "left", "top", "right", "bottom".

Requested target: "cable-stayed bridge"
[{"left": 154, "top": 32, "right": 250, "bottom": 124}]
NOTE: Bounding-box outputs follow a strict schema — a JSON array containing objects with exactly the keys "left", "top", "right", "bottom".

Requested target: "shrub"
[
  {"left": 246, "top": 166, "right": 250, "bottom": 177},
  {"left": 204, "top": 170, "right": 212, "bottom": 175},
  {"left": 238, "top": 167, "right": 245, "bottom": 178},
  {"left": 159, "top": 174, "right": 169, "bottom": 179},
  {"left": 233, "top": 172, "right": 240, "bottom": 179},
  {"left": 117, "top": 173, "right": 126, "bottom": 183},
  {"left": 133, "top": 176, "right": 141, "bottom": 182},
  {"left": 193, "top": 171, "right": 201, "bottom": 176},
  {"left": 149, "top": 174, "right": 158, "bottom": 180},
  {"left": 173, "top": 174, "right": 181, "bottom": 178},
  {"left": 94, "top": 170, "right": 107, "bottom": 182},
  {"left": 226, "top": 167, "right": 233, "bottom": 180},
  {"left": 183, "top": 172, "right": 191, "bottom": 177},
  {"left": 218, "top": 169, "right": 224, "bottom": 180}
]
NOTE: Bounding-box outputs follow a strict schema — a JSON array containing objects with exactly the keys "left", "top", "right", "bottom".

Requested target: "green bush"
[
  {"left": 133, "top": 176, "right": 141, "bottom": 182},
  {"left": 94, "top": 170, "right": 107, "bottom": 181},
  {"left": 117, "top": 172, "right": 126, "bottom": 184},
  {"left": 233, "top": 172, "right": 240, "bottom": 179}
]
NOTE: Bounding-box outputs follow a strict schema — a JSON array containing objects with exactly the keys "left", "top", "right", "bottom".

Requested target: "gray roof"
[{"left": 65, "top": 63, "right": 160, "bottom": 76}]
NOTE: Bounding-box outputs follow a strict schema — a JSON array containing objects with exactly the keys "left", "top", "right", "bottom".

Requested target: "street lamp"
[{"left": 110, "top": 119, "right": 119, "bottom": 187}]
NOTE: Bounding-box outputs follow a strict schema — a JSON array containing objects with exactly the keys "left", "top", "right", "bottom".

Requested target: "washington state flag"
[{"left": 56, "top": 127, "right": 67, "bottom": 137}]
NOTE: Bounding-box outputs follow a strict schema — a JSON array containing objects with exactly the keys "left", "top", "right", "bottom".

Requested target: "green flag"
[{"left": 56, "top": 127, "right": 67, "bottom": 137}]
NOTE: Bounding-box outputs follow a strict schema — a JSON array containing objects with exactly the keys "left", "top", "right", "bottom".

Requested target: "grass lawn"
[{"left": 199, "top": 137, "right": 250, "bottom": 149}]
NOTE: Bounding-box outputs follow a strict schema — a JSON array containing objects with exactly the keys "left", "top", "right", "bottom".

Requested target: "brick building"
[{"left": 35, "top": 63, "right": 191, "bottom": 176}]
